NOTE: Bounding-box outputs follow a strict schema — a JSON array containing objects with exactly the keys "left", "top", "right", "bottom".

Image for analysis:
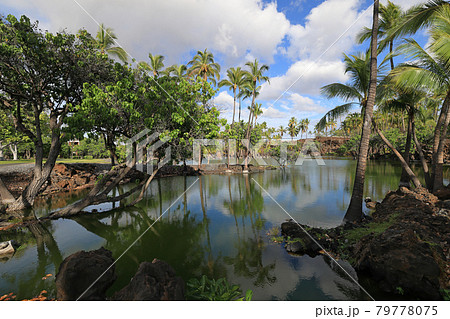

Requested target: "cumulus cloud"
[
  {"left": 260, "top": 59, "right": 349, "bottom": 100},
  {"left": 214, "top": 91, "right": 234, "bottom": 111},
  {"left": 289, "top": 93, "right": 325, "bottom": 113},
  {"left": 1, "top": 0, "right": 291, "bottom": 66},
  {"left": 261, "top": 106, "right": 287, "bottom": 119}
]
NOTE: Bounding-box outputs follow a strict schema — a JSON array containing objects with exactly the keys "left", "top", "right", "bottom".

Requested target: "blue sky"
[{"left": 0, "top": 0, "right": 428, "bottom": 131}]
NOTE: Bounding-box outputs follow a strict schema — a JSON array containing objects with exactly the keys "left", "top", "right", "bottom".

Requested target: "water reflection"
[{"left": 1, "top": 160, "right": 447, "bottom": 300}]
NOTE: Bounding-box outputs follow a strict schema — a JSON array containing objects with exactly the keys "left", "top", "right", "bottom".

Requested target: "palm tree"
[
  {"left": 318, "top": 51, "right": 372, "bottom": 131},
  {"left": 278, "top": 125, "right": 285, "bottom": 138},
  {"left": 243, "top": 59, "right": 269, "bottom": 171},
  {"left": 344, "top": 0, "right": 379, "bottom": 223},
  {"left": 304, "top": 118, "right": 310, "bottom": 139},
  {"left": 391, "top": 5, "right": 450, "bottom": 192},
  {"left": 357, "top": 1, "right": 404, "bottom": 70},
  {"left": 252, "top": 103, "right": 263, "bottom": 127},
  {"left": 288, "top": 117, "right": 298, "bottom": 140},
  {"left": 188, "top": 49, "right": 221, "bottom": 85},
  {"left": 138, "top": 53, "right": 165, "bottom": 78},
  {"left": 166, "top": 64, "right": 188, "bottom": 79},
  {"left": 385, "top": 0, "right": 449, "bottom": 40},
  {"left": 219, "top": 67, "right": 246, "bottom": 127},
  {"left": 93, "top": 23, "right": 128, "bottom": 62}
]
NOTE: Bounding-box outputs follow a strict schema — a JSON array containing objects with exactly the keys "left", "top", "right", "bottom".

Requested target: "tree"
[
  {"left": 91, "top": 23, "right": 128, "bottom": 62},
  {"left": 188, "top": 49, "right": 221, "bottom": 85},
  {"left": 167, "top": 64, "right": 188, "bottom": 79},
  {"left": 288, "top": 117, "right": 299, "bottom": 140},
  {"left": 219, "top": 67, "right": 246, "bottom": 127},
  {"left": 357, "top": 1, "right": 404, "bottom": 70},
  {"left": 344, "top": 0, "right": 379, "bottom": 223},
  {"left": 0, "top": 15, "right": 113, "bottom": 213},
  {"left": 318, "top": 51, "right": 373, "bottom": 131},
  {"left": 138, "top": 53, "right": 165, "bottom": 78},
  {"left": 303, "top": 118, "right": 310, "bottom": 139},
  {"left": 391, "top": 5, "right": 450, "bottom": 192},
  {"left": 243, "top": 59, "right": 269, "bottom": 171}
]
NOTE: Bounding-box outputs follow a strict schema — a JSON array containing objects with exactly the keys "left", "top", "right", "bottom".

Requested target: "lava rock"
[
  {"left": 55, "top": 247, "right": 116, "bottom": 301},
  {"left": 112, "top": 259, "right": 185, "bottom": 301},
  {"left": 354, "top": 227, "right": 442, "bottom": 300}
]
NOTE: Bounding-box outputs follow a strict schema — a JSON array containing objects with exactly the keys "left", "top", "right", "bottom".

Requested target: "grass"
[
  {"left": 344, "top": 213, "right": 400, "bottom": 242},
  {"left": 0, "top": 158, "right": 109, "bottom": 165}
]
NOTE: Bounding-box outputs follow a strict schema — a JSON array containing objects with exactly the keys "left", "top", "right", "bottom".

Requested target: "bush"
[{"left": 185, "top": 275, "right": 253, "bottom": 301}]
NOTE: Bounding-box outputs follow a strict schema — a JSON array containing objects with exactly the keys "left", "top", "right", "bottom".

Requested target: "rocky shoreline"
[{"left": 279, "top": 186, "right": 450, "bottom": 300}]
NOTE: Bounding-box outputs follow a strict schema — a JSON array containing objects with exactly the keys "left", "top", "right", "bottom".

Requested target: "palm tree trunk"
[
  {"left": 373, "top": 120, "right": 422, "bottom": 188},
  {"left": 232, "top": 88, "right": 236, "bottom": 127},
  {"left": 412, "top": 116, "right": 432, "bottom": 189},
  {"left": 389, "top": 40, "right": 395, "bottom": 71},
  {"left": 344, "top": 0, "right": 379, "bottom": 223},
  {"left": 399, "top": 111, "right": 413, "bottom": 187},
  {"left": 244, "top": 95, "right": 255, "bottom": 171},
  {"left": 431, "top": 90, "right": 450, "bottom": 192}
]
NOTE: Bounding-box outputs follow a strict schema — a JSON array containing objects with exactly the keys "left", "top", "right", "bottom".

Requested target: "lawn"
[{"left": 0, "top": 158, "right": 110, "bottom": 165}]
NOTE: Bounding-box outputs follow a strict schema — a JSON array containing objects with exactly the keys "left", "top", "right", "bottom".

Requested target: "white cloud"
[
  {"left": 1, "top": 0, "right": 291, "bottom": 66},
  {"left": 289, "top": 93, "right": 325, "bottom": 113},
  {"left": 214, "top": 91, "right": 234, "bottom": 111},
  {"left": 260, "top": 59, "right": 349, "bottom": 100},
  {"left": 285, "top": 0, "right": 372, "bottom": 61},
  {"left": 261, "top": 106, "right": 287, "bottom": 119}
]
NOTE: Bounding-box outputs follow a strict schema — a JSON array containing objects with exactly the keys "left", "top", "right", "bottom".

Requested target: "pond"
[{"left": 0, "top": 159, "right": 448, "bottom": 300}]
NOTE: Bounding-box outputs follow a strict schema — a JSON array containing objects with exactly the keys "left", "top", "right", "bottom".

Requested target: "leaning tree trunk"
[
  {"left": 7, "top": 116, "right": 62, "bottom": 213},
  {"left": 412, "top": 115, "right": 432, "bottom": 189},
  {"left": 399, "top": 111, "right": 413, "bottom": 187},
  {"left": 432, "top": 98, "right": 450, "bottom": 192},
  {"left": 344, "top": 0, "right": 379, "bottom": 223},
  {"left": 373, "top": 119, "right": 422, "bottom": 188},
  {"left": 431, "top": 90, "right": 450, "bottom": 192}
]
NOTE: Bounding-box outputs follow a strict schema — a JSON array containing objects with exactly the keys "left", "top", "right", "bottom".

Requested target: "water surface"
[{"left": 0, "top": 159, "right": 447, "bottom": 300}]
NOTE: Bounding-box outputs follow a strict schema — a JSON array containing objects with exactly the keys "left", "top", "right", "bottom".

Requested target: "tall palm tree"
[
  {"left": 304, "top": 118, "right": 310, "bottom": 139},
  {"left": 243, "top": 59, "right": 269, "bottom": 171},
  {"left": 278, "top": 125, "right": 285, "bottom": 138},
  {"left": 93, "top": 23, "right": 128, "bottom": 62},
  {"left": 252, "top": 103, "right": 263, "bottom": 127},
  {"left": 288, "top": 117, "right": 298, "bottom": 140},
  {"left": 357, "top": 1, "right": 404, "bottom": 70},
  {"left": 138, "top": 53, "right": 165, "bottom": 78},
  {"left": 188, "top": 49, "right": 221, "bottom": 86},
  {"left": 344, "top": 0, "right": 379, "bottom": 223},
  {"left": 318, "top": 51, "right": 373, "bottom": 131},
  {"left": 391, "top": 5, "right": 450, "bottom": 192},
  {"left": 219, "top": 67, "right": 246, "bottom": 127}
]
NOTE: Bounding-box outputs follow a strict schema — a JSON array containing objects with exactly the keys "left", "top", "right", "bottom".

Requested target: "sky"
[{"left": 0, "top": 0, "right": 428, "bottom": 132}]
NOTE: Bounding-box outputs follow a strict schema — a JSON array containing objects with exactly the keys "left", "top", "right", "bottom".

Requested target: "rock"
[
  {"left": 55, "top": 247, "right": 116, "bottom": 301},
  {"left": 112, "top": 259, "right": 185, "bottom": 301},
  {"left": 281, "top": 222, "right": 322, "bottom": 256},
  {"left": 353, "top": 227, "right": 442, "bottom": 300}
]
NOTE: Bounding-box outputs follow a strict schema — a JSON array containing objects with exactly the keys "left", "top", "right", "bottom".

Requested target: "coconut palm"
[
  {"left": 278, "top": 125, "right": 286, "bottom": 138},
  {"left": 166, "top": 64, "right": 188, "bottom": 79},
  {"left": 357, "top": 1, "right": 404, "bottom": 70},
  {"left": 303, "top": 118, "right": 310, "bottom": 139},
  {"left": 93, "top": 23, "right": 128, "bottom": 62},
  {"left": 385, "top": 0, "right": 449, "bottom": 40},
  {"left": 252, "top": 103, "right": 263, "bottom": 127},
  {"left": 243, "top": 59, "right": 269, "bottom": 171},
  {"left": 138, "top": 53, "right": 165, "bottom": 78},
  {"left": 188, "top": 49, "right": 221, "bottom": 85},
  {"left": 219, "top": 67, "right": 246, "bottom": 127},
  {"left": 318, "top": 51, "right": 373, "bottom": 132},
  {"left": 344, "top": 0, "right": 380, "bottom": 223},
  {"left": 288, "top": 117, "right": 299, "bottom": 140},
  {"left": 391, "top": 5, "right": 450, "bottom": 192}
]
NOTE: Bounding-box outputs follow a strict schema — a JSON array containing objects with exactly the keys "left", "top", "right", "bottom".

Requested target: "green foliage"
[{"left": 186, "top": 275, "right": 252, "bottom": 301}]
